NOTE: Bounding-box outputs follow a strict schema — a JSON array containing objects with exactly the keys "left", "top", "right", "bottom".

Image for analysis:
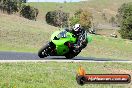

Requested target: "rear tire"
[
  {"left": 65, "top": 50, "right": 81, "bottom": 59},
  {"left": 65, "top": 53, "right": 76, "bottom": 59}
]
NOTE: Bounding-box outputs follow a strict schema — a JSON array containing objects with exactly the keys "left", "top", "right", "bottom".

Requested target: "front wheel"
[{"left": 38, "top": 43, "right": 50, "bottom": 58}]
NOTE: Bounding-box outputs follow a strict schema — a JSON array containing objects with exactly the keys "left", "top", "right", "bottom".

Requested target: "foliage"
[
  {"left": 118, "top": 2, "right": 132, "bottom": 40},
  {"left": 0, "top": 0, "right": 36, "bottom": 20},
  {"left": 70, "top": 9, "right": 92, "bottom": 31},
  {"left": 0, "top": 0, "right": 20, "bottom": 14},
  {"left": 101, "top": 12, "right": 107, "bottom": 22},
  {"left": 45, "top": 10, "right": 69, "bottom": 27},
  {"left": 69, "top": 16, "right": 80, "bottom": 27},
  {"left": 79, "top": 11, "right": 93, "bottom": 29},
  {"left": 20, "top": 5, "right": 39, "bottom": 20},
  {"left": 109, "top": 16, "right": 117, "bottom": 26}
]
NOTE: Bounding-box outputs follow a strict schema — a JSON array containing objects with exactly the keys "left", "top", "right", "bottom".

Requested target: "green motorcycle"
[{"left": 38, "top": 30, "right": 92, "bottom": 59}]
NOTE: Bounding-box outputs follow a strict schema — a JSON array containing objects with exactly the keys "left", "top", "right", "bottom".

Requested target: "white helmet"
[
  {"left": 73, "top": 24, "right": 82, "bottom": 36},
  {"left": 73, "top": 24, "right": 81, "bottom": 31}
]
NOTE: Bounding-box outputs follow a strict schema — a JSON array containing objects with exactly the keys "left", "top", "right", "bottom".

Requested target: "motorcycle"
[{"left": 38, "top": 30, "right": 92, "bottom": 59}]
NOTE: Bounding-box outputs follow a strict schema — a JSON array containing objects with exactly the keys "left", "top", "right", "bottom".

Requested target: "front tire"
[{"left": 38, "top": 44, "right": 49, "bottom": 58}]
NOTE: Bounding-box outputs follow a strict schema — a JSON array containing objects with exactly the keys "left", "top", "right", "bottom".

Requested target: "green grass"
[
  {"left": 0, "top": 2, "right": 132, "bottom": 88},
  {"left": 81, "top": 0, "right": 132, "bottom": 11},
  {"left": 0, "top": 62, "right": 131, "bottom": 88},
  {"left": 27, "top": 2, "right": 80, "bottom": 21},
  {"left": 27, "top": 0, "right": 132, "bottom": 22},
  {"left": 28, "top": 0, "right": 132, "bottom": 14},
  {"left": 27, "top": 1, "right": 132, "bottom": 38},
  {"left": 28, "top": 2, "right": 79, "bottom": 12},
  {"left": 80, "top": 35, "right": 132, "bottom": 60},
  {"left": 0, "top": 13, "right": 132, "bottom": 60},
  {"left": 0, "top": 13, "right": 57, "bottom": 53}
]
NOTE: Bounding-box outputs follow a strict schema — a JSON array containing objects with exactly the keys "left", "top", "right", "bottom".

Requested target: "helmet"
[
  {"left": 73, "top": 24, "right": 82, "bottom": 36},
  {"left": 73, "top": 24, "right": 81, "bottom": 31}
]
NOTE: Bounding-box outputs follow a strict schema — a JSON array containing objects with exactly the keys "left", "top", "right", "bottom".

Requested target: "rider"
[{"left": 65, "top": 24, "right": 87, "bottom": 52}]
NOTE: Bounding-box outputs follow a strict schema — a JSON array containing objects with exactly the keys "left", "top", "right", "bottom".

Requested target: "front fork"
[{"left": 46, "top": 42, "right": 56, "bottom": 56}]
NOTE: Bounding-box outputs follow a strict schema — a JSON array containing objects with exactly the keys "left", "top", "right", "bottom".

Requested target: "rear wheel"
[
  {"left": 65, "top": 50, "right": 81, "bottom": 59},
  {"left": 65, "top": 53, "right": 76, "bottom": 59}
]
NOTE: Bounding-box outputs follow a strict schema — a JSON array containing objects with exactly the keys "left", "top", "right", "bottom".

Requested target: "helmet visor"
[{"left": 74, "top": 27, "right": 81, "bottom": 31}]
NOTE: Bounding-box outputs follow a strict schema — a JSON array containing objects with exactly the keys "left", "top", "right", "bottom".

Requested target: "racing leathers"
[{"left": 65, "top": 28, "right": 88, "bottom": 52}]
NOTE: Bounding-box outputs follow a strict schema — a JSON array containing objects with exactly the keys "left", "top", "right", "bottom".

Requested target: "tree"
[
  {"left": 21, "top": 0, "right": 27, "bottom": 3},
  {"left": 101, "top": 12, "right": 107, "bottom": 22},
  {"left": 79, "top": 11, "right": 92, "bottom": 30},
  {"left": 70, "top": 9, "right": 93, "bottom": 31},
  {"left": 0, "top": 0, "right": 20, "bottom": 14},
  {"left": 70, "top": 16, "right": 80, "bottom": 27},
  {"left": 69, "top": 9, "right": 82, "bottom": 26},
  {"left": 46, "top": 10, "right": 69, "bottom": 27},
  {"left": 6, "top": 0, "right": 18, "bottom": 14},
  {"left": 20, "top": 5, "right": 39, "bottom": 20},
  {"left": 109, "top": 16, "right": 117, "bottom": 27},
  {"left": 117, "top": 3, "right": 132, "bottom": 40}
]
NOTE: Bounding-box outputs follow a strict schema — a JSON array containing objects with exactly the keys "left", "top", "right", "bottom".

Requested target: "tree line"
[
  {"left": 0, "top": 0, "right": 38, "bottom": 20},
  {"left": 0, "top": 1, "right": 131, "bottom": 40},
  {"left": 45, "top": 2, "right": 132, "bottom": 40},
  {"left": 46, "top": 9, "right": 92, "bottom": 32},
  {"left": 117, "top": 2, "right": 132, "bottom": 40}
]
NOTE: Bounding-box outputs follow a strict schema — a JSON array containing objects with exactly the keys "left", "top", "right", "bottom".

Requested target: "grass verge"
[
  {"left": 0, "top": 62, "right": 131, "bottom": 88},
  {"left": 80, "top": 35, "right": 132, "bottom": 60}
]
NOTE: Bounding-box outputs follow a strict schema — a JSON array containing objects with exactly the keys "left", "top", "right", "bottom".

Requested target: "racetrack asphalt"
[{"left": 0, "top": 51, "right": 130, "bottom": 62}]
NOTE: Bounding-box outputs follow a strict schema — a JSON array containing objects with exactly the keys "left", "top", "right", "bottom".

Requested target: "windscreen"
[{"left": 57, "top": 31, "right": 67, "bottom": 38}]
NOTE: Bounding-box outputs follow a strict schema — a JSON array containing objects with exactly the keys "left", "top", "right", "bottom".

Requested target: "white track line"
[{"left": 0, "top": 60, "right": 132, "bottom": 63}]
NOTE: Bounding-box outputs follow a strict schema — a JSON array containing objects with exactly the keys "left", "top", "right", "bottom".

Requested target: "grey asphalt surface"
[{"left": 0, "top": 51, "right": 129, "bottom": 61}]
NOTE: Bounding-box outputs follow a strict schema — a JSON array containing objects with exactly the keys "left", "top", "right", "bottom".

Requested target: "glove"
[
  {"left": 73, "top": 47, "right": 80, "bottom": 53},
  {"left": 74, "top": 44, "right": 80, "bottom": 49}
]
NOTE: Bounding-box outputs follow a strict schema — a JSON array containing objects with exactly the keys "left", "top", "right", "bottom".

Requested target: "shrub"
[
  {"left": 69, "top": 16, "right": 80, "bottom": 26},
  {"left": 79, "top": 11, "right": 92, "bottom": 29},
  {"left": 20, "top": 5, "right": 39, "bottom": 20},
  {"left": 118, "top": 3, "right": 132, "bottom": 40},
  {"left": 45, "top": 10, "right": 69, "bottom": 27},
  {"left": 0, "top": 0, "right": 19, "bottom": 14},
  {"left": 70, "top": 9, "right": 92, "bottom": 31}
]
